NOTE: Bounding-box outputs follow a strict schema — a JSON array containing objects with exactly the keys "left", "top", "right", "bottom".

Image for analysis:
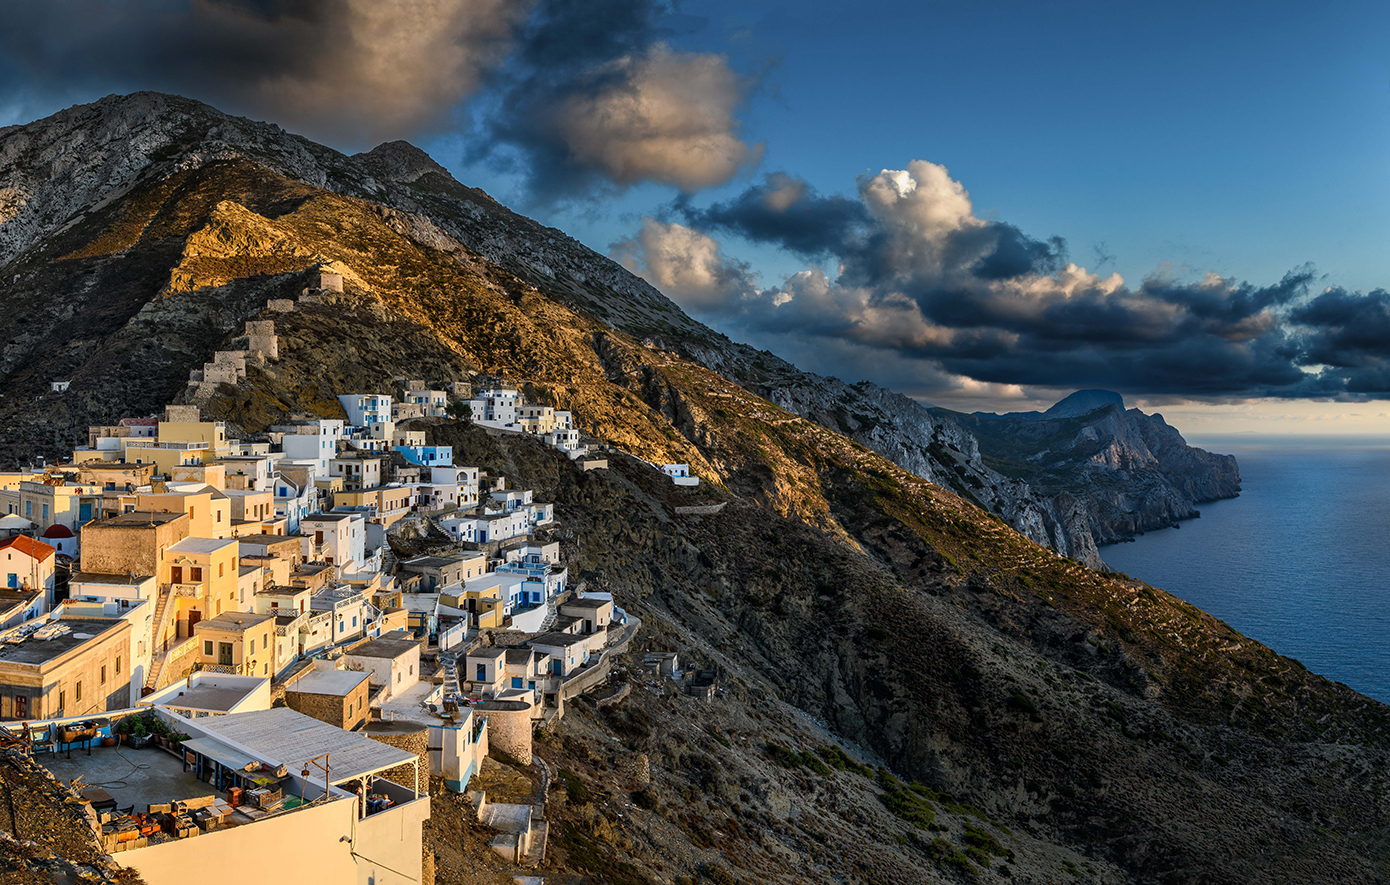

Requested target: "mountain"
[
  {"left": 3, "top": 93, "right": 1388, "bottom": 883},
  {"left": 990, "top": 389, "right": 1127, "bottom": 422},
  {"left": 944, "top": 393, "right": 1242, "bottom": 544}
]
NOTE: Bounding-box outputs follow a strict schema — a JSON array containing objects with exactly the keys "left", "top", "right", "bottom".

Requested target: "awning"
[{"left": 181, "top": 736, "right": 261, "bottom": 773}]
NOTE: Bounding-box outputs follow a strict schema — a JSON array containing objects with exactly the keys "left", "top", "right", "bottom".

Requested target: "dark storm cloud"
[
  {"left": 1287, "top": 288, "right": 1390, "bottom": 395},
  {"left": 468, "top": 0, "right": 761, "bottom": 200},
  {"left": 0, "top": 0, "right": 527, "bottom": 147},
  {"left": 676, "top": 172, "right": 871, "bottom": 257},
  {"left": 969, "top": 225, "right": 1067, "bottom": 281},
  {"left": 619, "top": 159, "right": 1390, "bottom": 400}
]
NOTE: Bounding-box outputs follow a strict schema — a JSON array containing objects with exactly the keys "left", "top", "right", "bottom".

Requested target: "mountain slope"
[{"left": 1, "top": 93, "right": 1385, "bottom": 883}]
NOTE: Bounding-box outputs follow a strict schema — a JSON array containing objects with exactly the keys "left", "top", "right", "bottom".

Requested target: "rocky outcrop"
[{"left": 943, "top": 397, "right": 1242, "bottom": 545}]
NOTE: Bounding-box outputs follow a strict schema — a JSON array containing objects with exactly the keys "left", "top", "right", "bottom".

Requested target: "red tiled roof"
[{"left": 0, "top": 536, "right": 56, "bottom": 563}]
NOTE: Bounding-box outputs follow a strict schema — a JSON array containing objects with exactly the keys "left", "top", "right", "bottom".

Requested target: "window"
[
  {"left": 190, "top": 567, "right": 202, "bottom": 582},
  {"left": 352, "top": 616, "right": 358, "bottom": 628},
  {"left": 57, "top": 691, "right": 64, "bottom": 712},
  {"left": 219, "top": 563, "right": 224, "bottom": 577},
  {"left": 511, "top": 676, "right": 523, "bottom": 689},
  {"left": 100, "top": 665, "right": 106, "bottom": 685},
  {"left": 75, "top": 681, "right": 82, "bottom": 702},
  {"left": 41, "top": 504, "right": 48, "bottom": 520},
  {"left": 115, "top": 656, "right": 121, "bottom": 676},
  {"left": 203, "top": 640, "right": 214, "bottom": 656},
  {"left": 24, "top": 502, "right": 30, "bottom": 517}
]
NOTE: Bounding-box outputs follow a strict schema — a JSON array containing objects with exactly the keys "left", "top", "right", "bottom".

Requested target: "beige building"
[
  {"left": 195, "top": 612, "right": 276, "bottom": 679},
  {"left": 157, "top": 537, "right": 241, "bottom": 651},
  {"left": 142, "top": 486, "right": 231, "bottom": 540},
  {"left": 0, "top": 618, "right": 131, "bottom": 719},
  {"left": 157, "top": 406, "right": 229, "bottom": 457},
  {"left": 343, "top": 636, "right": 419, "bottom": 700}
]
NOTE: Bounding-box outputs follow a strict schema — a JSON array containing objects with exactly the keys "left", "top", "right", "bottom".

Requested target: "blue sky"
[
  {"left": 447, "top": 0, "right": 1390, "bottom": 295},
  {"left": 5, "top": 1, "right": 1390, "bottom": 428}
]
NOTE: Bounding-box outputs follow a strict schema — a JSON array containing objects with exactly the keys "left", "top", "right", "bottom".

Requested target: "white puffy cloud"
[
  {"left": 611, "top": 218, "right": 759, "bottom": 313},
  {"left": 553, "top": 45, "right": 762, "bottom": 192}
]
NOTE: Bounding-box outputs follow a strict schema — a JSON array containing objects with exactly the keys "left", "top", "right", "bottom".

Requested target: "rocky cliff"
[
  {"left": 942, "top": 393, "right": 1242, "bottom": 544},
  {"left": 1, "top": 93, "right": 1381, "bottom": 883}
]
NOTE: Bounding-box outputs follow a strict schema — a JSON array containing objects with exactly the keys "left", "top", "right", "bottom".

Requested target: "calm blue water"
[{"left": 1102, "top": 436, "right": 1390, "bottom": 703}]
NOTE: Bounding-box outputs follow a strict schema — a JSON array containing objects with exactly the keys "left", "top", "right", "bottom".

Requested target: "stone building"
[{"left": 285, "top": 668, "right": 371, "bottom": 731}]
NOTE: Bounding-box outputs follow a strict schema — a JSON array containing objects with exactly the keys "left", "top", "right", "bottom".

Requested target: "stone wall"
[
  {"left": 366, "top": 721, "right": 429, "bottom": 790},
  {"left": 476, "top": 700, "right": 532, "bottom": 765},
  {"left": 285, "top": 681, "right": 369, "bottom": 731}
]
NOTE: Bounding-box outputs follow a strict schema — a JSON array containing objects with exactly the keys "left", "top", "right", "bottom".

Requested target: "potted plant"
[{"left": 126, "top": 717, "right": 153, "bottom": 750}]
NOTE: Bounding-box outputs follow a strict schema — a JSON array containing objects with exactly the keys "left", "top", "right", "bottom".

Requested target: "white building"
[
  {"left": 272, "top": 472, "right": 315, "bottom": 534},
  {"left": 468, "top": 387, "right": 520, "bottom": 427},
  {"left": 338, "top": 394, "right": 392, "bottom": 428},
  {"left": 300, "top": 512, "right": 366, "bottom": 569},
  {"left": 278, "top": 419, "right": 344, "bottom": 478},
  {"left": 662, "top": 464, "right": 699, "bottom": 486}
]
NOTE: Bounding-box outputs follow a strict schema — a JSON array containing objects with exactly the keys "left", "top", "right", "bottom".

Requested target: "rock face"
[
  {"left": 942, "top": 395, "right": 1242, "bottom": 544},
  {"left": 0, "top": 92, "right": 1236, "bottom": 569},
  {"left": 6, "top": 93, "right": 1390, "bottom": 884}
]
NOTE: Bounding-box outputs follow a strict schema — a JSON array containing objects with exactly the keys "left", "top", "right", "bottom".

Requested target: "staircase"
[{"left": 143, "top": 587, "right": 176, "bottom": 693}]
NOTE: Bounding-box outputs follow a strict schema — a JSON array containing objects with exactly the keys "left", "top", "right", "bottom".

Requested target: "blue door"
[{"left": 79, "top": 500, "right": 92, "bottom": 523}]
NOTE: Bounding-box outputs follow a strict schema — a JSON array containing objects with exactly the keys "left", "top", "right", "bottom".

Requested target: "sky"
[{"left": 3, "top": 0, "right": 1390, "bottom": 432}]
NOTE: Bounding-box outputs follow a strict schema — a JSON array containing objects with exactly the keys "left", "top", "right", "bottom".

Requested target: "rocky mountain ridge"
[
  {"left": 1, "top": 93, "right": 1388, "bottom": 883},
  {"left": 0, "top": 93, "right": 1231, "bottom": 569}
]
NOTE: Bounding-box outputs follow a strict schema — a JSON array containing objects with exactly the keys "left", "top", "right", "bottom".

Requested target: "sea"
[{"left": 1101, "top": 436, "right": 1390, "bottom": 704}]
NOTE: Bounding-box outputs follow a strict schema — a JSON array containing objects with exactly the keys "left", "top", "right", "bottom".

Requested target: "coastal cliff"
[{"left": 940, "top": 391, "right": 1242, "bottom": 545}]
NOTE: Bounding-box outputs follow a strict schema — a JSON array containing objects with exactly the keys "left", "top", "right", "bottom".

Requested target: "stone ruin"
[{"left": 186, "top": 316, "right": 280, "bottom": 399}]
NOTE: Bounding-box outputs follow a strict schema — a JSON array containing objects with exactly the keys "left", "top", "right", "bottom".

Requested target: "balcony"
[{"left": 165, "top": 582, "right": 202, "bottom": 599}]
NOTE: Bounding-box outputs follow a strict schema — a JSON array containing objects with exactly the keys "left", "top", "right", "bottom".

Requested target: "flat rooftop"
[
  {"left": 94, "top": 511, "right": 185, "bottom": 528},
  {"left": 288, "top": 669, "right": 369, "bottom": 697},
  {"left": 0, "top": 619, "right": 125, "bottom": 666},
  {"left": 197, "top": 612, "right": 275, "bottom": 633},
  {"left": 159, "top": 683, "right": 255, "bottom": 712},
  {"left": 560, "top": 597, "right": 610, "bottom": 611},
  {"left": 375, "top": 679, "right": 441, "bottom": 723},
  {"left": 69, "top": 572, "right": 153, "bottom": 585},
  {"left": 258, "top": 585, "right": 308, "bottom": 597},
  {"left": 349, "top": 638, "right": 419, "bottom": 660},
  {"left": 236, "top": 533, "right": 300, "bottom": 547},
  {"left": 528, "top": 632, "right": 589, "bottom": 648},
  {"left": 167, "top": 537, "right": 237, "bottom": 554},
  {"left": 41, "top": 742, "right": 221, "bottom": 815}
]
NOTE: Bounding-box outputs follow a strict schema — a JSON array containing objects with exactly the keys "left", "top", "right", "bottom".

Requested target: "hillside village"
[{"left": 0, "top": 355, "right": 700, "bottom": 884}]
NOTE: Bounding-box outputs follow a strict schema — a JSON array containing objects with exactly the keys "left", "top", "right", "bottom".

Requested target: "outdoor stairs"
[
  {"left": 143, "top": 587, "right": 176, "bottom": 692},
  {"left": 536, "top": 594, "right": 560, "bottom": 633}
]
